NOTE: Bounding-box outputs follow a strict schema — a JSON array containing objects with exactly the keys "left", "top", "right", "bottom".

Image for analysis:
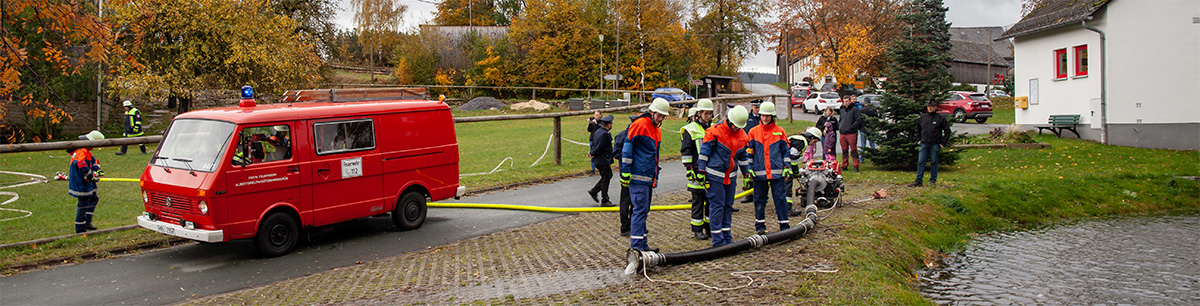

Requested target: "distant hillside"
[{"left": 738, "top": 72, "right": 778, "bottom": 84}]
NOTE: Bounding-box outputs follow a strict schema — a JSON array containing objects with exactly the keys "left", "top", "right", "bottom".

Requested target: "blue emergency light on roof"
[{"left": 239, "top": 85, "right": 257, "bottom": 108}]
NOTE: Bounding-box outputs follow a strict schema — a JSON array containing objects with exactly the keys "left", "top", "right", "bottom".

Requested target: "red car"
[
  {"left": 938, "top": 91, "right": 993, "bottom": 123},
  {"left": 790, "top": 88, "right": 812, "bottom": 107}
]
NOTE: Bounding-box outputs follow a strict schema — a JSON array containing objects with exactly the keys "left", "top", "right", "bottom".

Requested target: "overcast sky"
[{"left": 333, "top": 0, "right": 1024, "bottom": 73}]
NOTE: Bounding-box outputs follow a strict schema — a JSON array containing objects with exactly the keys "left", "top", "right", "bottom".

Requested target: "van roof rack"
[{"left": 280, "top": 87, "right": 429, "bottom": 103}]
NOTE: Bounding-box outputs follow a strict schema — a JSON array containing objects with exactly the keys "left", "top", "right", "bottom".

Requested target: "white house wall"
[{"left": 1013, "top": 2, "right": 1200, "bottom": 150}]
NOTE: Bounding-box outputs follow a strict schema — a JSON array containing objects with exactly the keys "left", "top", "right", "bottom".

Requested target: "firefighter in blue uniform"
[
  {"left": 116, "top": 100, "right": 145, "bottom": 155},
  {"left": 680, "top": 99, "right": 714, "bottom": 240},
  {"left": 746, "top": 101, "right": 793, "bottom": 234},
  {"left": 697, "top": 106, "right": 751, "bottom": 247},
  {"left": 620, "top": 98, "right": 671, "bottom": 252},
  {"left": 69, "top": 130, "right": 105, "bottom": 233}
]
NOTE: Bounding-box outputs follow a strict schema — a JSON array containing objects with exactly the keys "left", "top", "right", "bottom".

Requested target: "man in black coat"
[
  {"left": 838, "top": 95, "right": 864, "bottom": 172},
  {"left": 910, "top": 102, "right": 953, "bottom": 187},
  {"left": 588, "top": 115, "right": 616, "bottom": 206}
]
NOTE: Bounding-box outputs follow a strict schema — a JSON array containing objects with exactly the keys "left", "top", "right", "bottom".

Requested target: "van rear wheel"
[
  {"left": 255, "top": 212, "right": 298, "bottom": 257},
  {"left": 393, "top": 192, "right": 427, "bottom": 230}
]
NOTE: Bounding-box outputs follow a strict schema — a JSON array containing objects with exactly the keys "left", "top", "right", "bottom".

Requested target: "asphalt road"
[{"left": 0, "top": 163, "right": 692, "bottom": 305}]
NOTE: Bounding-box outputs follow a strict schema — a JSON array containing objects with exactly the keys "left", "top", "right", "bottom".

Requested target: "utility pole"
[
  {"left": 96, "top": 0, "right": 104, "bottom": 130},
  {"left": 600, "top": 34, "right": 605, "bottom": 95}
]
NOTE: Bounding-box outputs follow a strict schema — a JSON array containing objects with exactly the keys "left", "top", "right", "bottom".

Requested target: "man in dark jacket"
[
  {"left": 910, "top": 102, "right": 953, "bottom": 187},
  {"left": 586, "top": 111, "right": 602, "bottom": 173},
  {"left": 838, "top": 95, "right": 864, "bottom": 172},
  {"left": 588, "top": 115, "right": 615, "bottom": 207}
]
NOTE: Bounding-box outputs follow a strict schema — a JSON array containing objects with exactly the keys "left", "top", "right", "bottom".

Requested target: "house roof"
[
  {"left": 950, "top": 27, "right": 1012, "bottom": 57},
  {"left": 951, "top": 40, "right": 1010, "bottom": 66},
  {"left": 998, "top": 0, "right": 1113, "bottom": 40}
]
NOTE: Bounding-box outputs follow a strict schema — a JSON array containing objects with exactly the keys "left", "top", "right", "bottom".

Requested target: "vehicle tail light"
[{"left": 971, "top": 102, "right": 980, "bottom": 106}]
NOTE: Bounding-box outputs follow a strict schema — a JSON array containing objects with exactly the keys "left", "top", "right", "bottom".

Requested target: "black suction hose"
[{"left": 625, "top": 203, "right": 821, "bottom": 274}]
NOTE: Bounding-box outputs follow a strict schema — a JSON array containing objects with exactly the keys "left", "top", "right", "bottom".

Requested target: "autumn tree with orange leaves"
[
  {"left": 767, "top": 0, "right": 900, "bottom": 90},
  {"left": 1, "top": 0, "right": 122, "bottom": 143}
]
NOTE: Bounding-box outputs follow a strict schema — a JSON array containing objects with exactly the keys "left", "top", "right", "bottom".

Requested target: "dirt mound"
[
  {"left": 510, "top": 100, "right": 552, "bottom": 111},
  {"left": 458, "top": 97, "right": 505, "bottom": 111}
]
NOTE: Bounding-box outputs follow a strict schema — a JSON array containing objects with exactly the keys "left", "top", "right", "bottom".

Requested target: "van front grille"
[{"left": 149, "top": 192, "right": 196, "bottom": 213}]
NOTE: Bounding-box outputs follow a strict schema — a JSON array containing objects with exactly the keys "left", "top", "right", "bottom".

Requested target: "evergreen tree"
[{"left": 864, "top": 0, "right": 961, "bottom": 170}]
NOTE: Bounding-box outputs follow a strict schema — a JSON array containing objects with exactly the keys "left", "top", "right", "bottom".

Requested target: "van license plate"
[{"left": 157, "top": 225, "right": 175, "bottom": 235}]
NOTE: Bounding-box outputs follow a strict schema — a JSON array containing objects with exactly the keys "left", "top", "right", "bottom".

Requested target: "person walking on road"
[
  {"left": 697, "top": 106, "right": 751, "bottom": 247},
  {"left": 117, "top": 100, "right": 146, "bottom": 155},
  {"left": 746, "top": 102, "right": 793, "bottom": 235},
  {"left": 839, "top": 95, "right": 864, "bottom": 172},
  {"left": 588, "top": 115, "right": 616, "bottom": 207},
  {"left": 680, "top": 99, "right": 714, "bottom": 240},
  {"left": 910, "top": 102, "right": 953, "bottom": 187},
  {"left": 586, "top": 111, "right": 603, "bottom": 174},
  {"left": 620, "top": 99, "right": 670, "bottom": 252},
  {"left": 69, "top": 130, "right": 105, "bottom": 233}
]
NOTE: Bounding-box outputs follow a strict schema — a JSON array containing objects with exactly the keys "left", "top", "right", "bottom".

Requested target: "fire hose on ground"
[{"left": 624, "top": 203, "right": 821, "bottom": 275}]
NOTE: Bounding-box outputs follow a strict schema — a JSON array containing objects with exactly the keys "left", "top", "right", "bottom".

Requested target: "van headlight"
[
  {"left": 142, "top": 191, "right": 148, "bottom": 204},
  {"left": 198, "top": 200, "right": 208, "bottom": 214}
]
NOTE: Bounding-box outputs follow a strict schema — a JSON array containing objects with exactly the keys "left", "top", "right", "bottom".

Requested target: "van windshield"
[{"left": 153, "top": 119, "right": 235, "bottom": 173}]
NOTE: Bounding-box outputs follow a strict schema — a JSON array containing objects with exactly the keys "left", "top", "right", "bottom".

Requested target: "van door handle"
[
  {"left": 287, "top": 167, "right": 300, "bottom": 173},
  {"left": 317, "top": 168, "right": 330, "bottom": 173}
]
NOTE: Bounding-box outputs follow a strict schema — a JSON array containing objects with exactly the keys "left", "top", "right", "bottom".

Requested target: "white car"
[
  {"left": 987, "top": 89, "right": 1010, "bottom": 97},
  {"left": 802, "top": 91, "right": 841, "bottom": 114}
]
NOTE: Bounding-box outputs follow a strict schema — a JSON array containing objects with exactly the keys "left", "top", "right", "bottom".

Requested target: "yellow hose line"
[
  {"left": 428, "top": 190, "right": 753, "bottom": 213},
  {"left": 100, "top": 178, "right": 140, "bottom": 182},
  {"left": 427, "top": 203, "right": 685, "bottom": 212}
]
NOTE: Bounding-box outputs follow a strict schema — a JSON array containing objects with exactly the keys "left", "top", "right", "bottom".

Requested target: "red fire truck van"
[{"left": 137, "top": 87, "right": 463, "bottom": 256}]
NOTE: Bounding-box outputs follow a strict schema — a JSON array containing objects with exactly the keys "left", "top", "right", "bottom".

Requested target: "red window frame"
[
  {"left": 1074, "top": 45, "right": 1088, "bottom": 76},
  {"left": 1054, "top": 48, "right": 1068, "bottom": 79}
]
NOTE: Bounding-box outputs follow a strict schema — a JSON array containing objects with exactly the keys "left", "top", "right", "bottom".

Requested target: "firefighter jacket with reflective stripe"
[
  {"left": 67, "top": 148, "right": 100, "bottom": 197},
  {"left": 621, "top": 114, "right": 661, "bottom": 187},
  {"left": 124, "top": 107, "right": 143, "bottom": 137},
  {"left": 680, "top": 121, "right": 708, "bottom": 189},
  {"left": 747, "top": 122, "right": 791, "bottom": 180},
  {"left": 698, "top": 123, "right": 750, "bottom": 185}
]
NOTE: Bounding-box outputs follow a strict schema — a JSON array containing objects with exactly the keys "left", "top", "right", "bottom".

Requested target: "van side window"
[
  {"left": 232, "top": 125, "right": 293, "bottom": 165},
  {"left": 314, "top": 119, "right": 376, "bottom": 155}
]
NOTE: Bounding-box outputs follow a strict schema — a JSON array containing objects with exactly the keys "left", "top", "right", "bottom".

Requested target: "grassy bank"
[{"left": 817, "top": 135, "right": 1198, "bottom": 303}]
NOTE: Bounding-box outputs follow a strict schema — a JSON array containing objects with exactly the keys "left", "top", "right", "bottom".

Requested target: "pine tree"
[{"left": 863, "top": 0, "right": 961, "bottom": 170}]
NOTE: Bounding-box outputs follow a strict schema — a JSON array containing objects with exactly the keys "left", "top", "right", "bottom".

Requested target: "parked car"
[
  {"left": 791, "top": 88, "right": 813, "bottom": 107},
  {"left": 650, "top": 87, "right": 694, "bottom": 102},
  {"left": 802, "top": 91, "right": 841, "bottom": 114},
  {"left": 793, "top": 81, "right": 812, "bottom": 90},
  {"left": 987, "top": 89, "right": 1010, "bottom": 97},
  {"left": 938, "top": 91, "right": 994, "bottom": 123},
  {"left": 857, "top": 94, "right": 882, "bottom": 108}
]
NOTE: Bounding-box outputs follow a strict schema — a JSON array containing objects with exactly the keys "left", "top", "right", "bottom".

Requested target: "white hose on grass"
[{"left": 0, "top": 171, "right": 46, "bottom": 222}]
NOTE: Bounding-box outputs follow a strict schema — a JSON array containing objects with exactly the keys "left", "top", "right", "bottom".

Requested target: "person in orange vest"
[
  {"left": 69, "top": 130, "right": 105, "bottom": 233},
  {"left": 620, "top": 99, "right": 671, "bottom": 252},
  {"left": 746, "top": 102, "right": 793, "bottom": 234},
  {"left": 697, "top": 105, "right": 751, "bottom": 247}
]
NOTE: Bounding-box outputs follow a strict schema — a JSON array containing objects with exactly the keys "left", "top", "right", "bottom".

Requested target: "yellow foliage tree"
[{"left": 768, "top": 0, "right": 900, "bottom": 88}]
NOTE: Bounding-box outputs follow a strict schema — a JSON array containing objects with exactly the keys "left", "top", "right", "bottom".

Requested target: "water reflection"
[{"left": 920, "top": 214, "right": 1200, "bottom": 305}]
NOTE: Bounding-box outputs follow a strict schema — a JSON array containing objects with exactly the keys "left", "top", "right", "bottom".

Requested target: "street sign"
[
  {"left": 689, "top": 79, "right": 703, "bottom": 86},
  {"left": 603, "top": 74, "right": 622, "bottom": 81}
]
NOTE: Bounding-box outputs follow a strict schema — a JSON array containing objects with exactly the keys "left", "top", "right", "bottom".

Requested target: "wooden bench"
[{"left": 1036, "top": 114, "right": 1081, "bottom": 138}]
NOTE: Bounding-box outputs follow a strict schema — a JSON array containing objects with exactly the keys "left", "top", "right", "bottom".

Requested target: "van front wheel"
[
  {"left": 393, "top": 192, "right": 427, "bottom": 230},
  {"left": 255, "top": 212, "right": 298, "bottom": 257}
]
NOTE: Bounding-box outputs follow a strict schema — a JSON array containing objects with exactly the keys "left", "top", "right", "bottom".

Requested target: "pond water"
[{"left": 920, "top": 214, "right": 1200, "bottom": 305}]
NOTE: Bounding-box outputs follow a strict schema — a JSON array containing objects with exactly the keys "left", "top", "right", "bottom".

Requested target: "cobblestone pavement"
[{"left": 185, "top": 182, "right": 902, "bottom": 305}]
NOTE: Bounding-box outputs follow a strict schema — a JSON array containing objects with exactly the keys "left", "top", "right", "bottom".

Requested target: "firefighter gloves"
[{"left": 620, "top": 172, "right": 631, "bottom": 187}]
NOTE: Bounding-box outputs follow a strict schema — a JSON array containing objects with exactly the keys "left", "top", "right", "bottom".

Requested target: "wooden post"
[
  {"left": 533, "top": 89, "right": 537, "bottom": 101},
  {"left": 553, "top": 117, "right": 562, "bottom": 165}
]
